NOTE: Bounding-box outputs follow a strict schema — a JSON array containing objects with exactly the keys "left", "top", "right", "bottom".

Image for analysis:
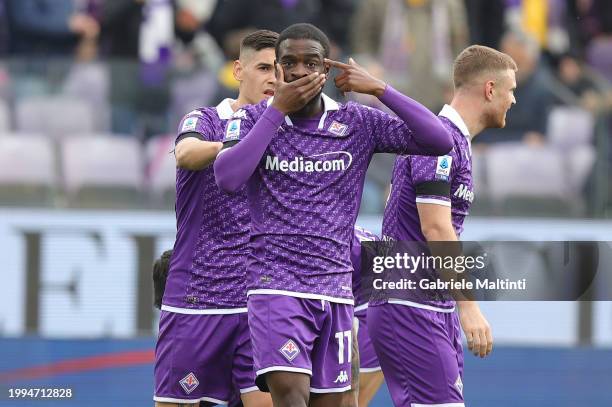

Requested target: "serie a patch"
[
  {"left": 181, "top": 116, "right": 198, "bottom": 132},
  {"left": 435, "top": 155, "right": 452, "bottom": 181},
  {"left": 225, "top": 119, "right": 241, "bottom": 140}
]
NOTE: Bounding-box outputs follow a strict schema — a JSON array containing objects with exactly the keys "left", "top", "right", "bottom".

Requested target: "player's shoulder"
[
  {"left": 181, "top": 106, "right": 216, "bottom": 121},
  {"left": 231, "top": 99, "right": 268, "bottom": 120}
]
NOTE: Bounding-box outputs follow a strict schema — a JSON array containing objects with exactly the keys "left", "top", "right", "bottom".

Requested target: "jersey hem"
[
  {"left": 160, "top": 305, "right": 248, "bottom": 314},
  {"left": 247, "top": 289, "right": 354, "bottom": 305}
]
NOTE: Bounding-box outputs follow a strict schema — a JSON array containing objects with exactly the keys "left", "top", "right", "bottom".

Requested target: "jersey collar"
[
  {"left": 439, "top": 104, "right": 471, "bottom": 155},
  {"left": 267, "top": 93, "right": 339, "bottom": 129},
  {"left": 216, "top": 98, "right": 235, "bottom": 120}
]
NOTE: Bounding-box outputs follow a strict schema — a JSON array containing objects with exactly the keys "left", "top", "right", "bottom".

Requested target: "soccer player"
[
  {"left": 213, "top": 23, "right": 452, "bottom": 407},
  {"left": 153, "top": 30, "right": 278, "bottom": 407},
  {"left": 350, "top": 226, "right": 385, "bottom": 407},
  {"left": 368, "top": 45, "right": 517, "bottom": 407}
]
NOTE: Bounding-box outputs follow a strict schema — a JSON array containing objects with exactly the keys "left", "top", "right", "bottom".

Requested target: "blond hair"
[{"left": 453, "top": 45, "right": 517, "bottom": 89}]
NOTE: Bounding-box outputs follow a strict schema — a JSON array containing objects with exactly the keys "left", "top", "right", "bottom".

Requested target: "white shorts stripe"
[
  {"left": 160, "top": 305, "right": 248, "bottom": 314},
  {"left": 247, "top": 289, "right": 354, "bottom": 305},
  {"left": 239, "top": 386, "right": 260, "bottom": 394},
  {"left": 153, "top": 395, "right": 228, "bottom": 405},
  {"left": 411, "top": 403, "right": 465, "bottom": 407},
  {"left": 388, "top": 299, "right": 455, "bottom": 313},
  {"left": 310, "top": 385, "right": 352, "bottom": 393},
  {"left": 359, "top": 367, "right": 382, "bottom": 373},
  {"left": 354, "top": 303, "right": 369, "bottom": 313},
  {"left": 255, "top": 366, "right": 312, "bottom": 377}
]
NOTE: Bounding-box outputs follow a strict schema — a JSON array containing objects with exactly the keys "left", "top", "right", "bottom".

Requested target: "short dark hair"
[
  {"left": 240, "top": 29, "right": 279, "bottom": 54},
  {"left": 453, "top": 45, "right": 518, "bottom": 89},
  {"left": 275, "top": 23, "right": 330, "bottom": 58}
]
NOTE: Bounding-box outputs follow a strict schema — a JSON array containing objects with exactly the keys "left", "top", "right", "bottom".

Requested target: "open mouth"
[{"left": 264, "top": 90, "right": 275, "bottom": 97}]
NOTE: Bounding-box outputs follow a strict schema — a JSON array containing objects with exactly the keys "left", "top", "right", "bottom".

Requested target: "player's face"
[
  {"left": 488, "top": 68, "right": 517, "bottom": 128},
  {"left": 277, "top": 38, "right": 328, "bottom": 96},
  {"left": 236, "top": 48, "right": 276, "bottom": 104}
]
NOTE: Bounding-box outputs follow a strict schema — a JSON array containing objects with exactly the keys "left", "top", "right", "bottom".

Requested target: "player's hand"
[
  {"left": 457, "top": 301, "right": 493, "bottom": 358},
  {"left": 325, "top": 58, "right": 387, "bottom": 97},
  {"left": 271, "top": 65, "right": 326, "bottom": 115}
]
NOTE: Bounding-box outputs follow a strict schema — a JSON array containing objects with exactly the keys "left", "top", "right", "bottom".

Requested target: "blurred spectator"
[
  {"left": 351, "top": 0, "right": 468, "bottom": 111},
  {"left": 207, "top": 0, "right": 355, "bottom": 58},
  {"left": 464, "top": 0, "right": 506, "bottom": 49},
  {"left": 100, "top": 0, "right": 172, "bottom": 138},
  {"left": 477, "top": 30, "right": 557, "bottom": 145},
  {"left": 553, "top": 52, "right": 610, "bottom": 114},
  {"left": 6, "top": 0, "right": 99, "bottom": 56}
]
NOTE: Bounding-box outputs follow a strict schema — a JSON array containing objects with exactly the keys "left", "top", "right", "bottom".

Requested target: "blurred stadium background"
[{"left": 0, "top": 0, "right": 611, "bottom": 406}]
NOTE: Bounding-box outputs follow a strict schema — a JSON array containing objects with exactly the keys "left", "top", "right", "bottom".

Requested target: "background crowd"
[{"left": 0, "top": 0, "right": 610, "bottom": 217}]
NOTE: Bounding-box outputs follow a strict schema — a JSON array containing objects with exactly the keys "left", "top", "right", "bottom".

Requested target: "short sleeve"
[
  {"left": 176, "top": 110, "right": 213, "bottom": 143},
  {"left": 410, "top": 150, "right": 457, "bottom": 207}
]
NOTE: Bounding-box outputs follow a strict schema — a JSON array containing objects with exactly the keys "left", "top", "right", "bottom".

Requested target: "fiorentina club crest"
[
  {"left": 328, "top": 121, "right": 348, "bottom": 136},
  {"left": 179, "top": 372, "right": 199, "bottom": 394},
  {"left": 279, "top": 339, "right": 300, "bottom": 361}
]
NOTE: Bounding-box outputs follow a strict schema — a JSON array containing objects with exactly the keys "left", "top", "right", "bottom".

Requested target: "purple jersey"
[
  {"left": 379, "top": 104, "right": 474, "bottom": 309},
  {"left": 351, "top": 226, "right": 379, "bottom": 309},
  {"left": 163, "top": 99, "right": 251, "bottom": 310},
  {"left": 224, "top": 94, "right": 431, "bottom": 303}
]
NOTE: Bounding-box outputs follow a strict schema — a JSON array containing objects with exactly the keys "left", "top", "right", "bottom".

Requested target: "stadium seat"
[
  {"left": 61, "top": 135, "right": 145, "bottom": 208},
  {"left": 16, "top": 96, "right": 96, "bottom": 139},
  {"left": 547, "top": 107, "right": 595, "bottom": 149},
  {"left": 0, "top": 136, "right": 57, "bottom": 206},
  {"left": 485, "top": 143, "right": 577, "bottom": 216},
  {"left": 469, "top": 148, "right": 494, "bottom": 215},
  {"left": 146, "top": 134, "right": 176, "bottom": 209},
  {"left": 0, "top": 99, "right": 9, "bottom": 131},
  {"left": 61, "top": 62, "right": 110, "bottom": 132}
]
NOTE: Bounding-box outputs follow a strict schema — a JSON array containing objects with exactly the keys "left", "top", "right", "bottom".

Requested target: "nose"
[{"left": 290, "top": 62, "right": 309, "bottom": 79}]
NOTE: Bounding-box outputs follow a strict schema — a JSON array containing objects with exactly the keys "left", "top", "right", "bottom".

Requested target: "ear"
[
  {"left": 484, "top": 80, "right": 495, "bottom": 102},
  {"left": 233, "top": 59, "right": 243, "bottom": 82},
  {"left": 324, "top": 62, "right": 330, "bottom": 79}
]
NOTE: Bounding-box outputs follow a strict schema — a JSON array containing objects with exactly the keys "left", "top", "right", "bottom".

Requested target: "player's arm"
[
  {"left": 417, "top": 202, "right": 493, "bottom": 359},
  {"left": 214, "top": 68, "right": 326, "bottom": 192},
  {"left": 326, "top": 58, "right": 452, "bottom": 156},
  {"left": 175, "top": 136, "right": 222, "bottom": 170}
]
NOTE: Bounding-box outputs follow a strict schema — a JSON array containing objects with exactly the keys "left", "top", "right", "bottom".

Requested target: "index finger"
[
  {"left": 275, "top": 62, "right": 285, "bottom": 83},
  {"left": 324, "top": 58, "right": 351, "bottom": 70}
]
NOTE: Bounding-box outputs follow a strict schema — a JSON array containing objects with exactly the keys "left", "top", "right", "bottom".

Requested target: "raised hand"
[
  {"left": 325, "top": 58, "right": 387, "bottom": 97},
  {"left": 271, "top": 64, "right": 326, "bottom": 115}
]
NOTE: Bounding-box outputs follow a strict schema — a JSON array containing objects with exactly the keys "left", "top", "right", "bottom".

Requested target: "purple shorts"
[
  {"left": 248, "top": 294, "right": 354, "bottom": 394},
  {"left": 367, "top": 303, "right": 464, "bottom": 407},
  {"left": 154, "top": 311, "right": 257, "bottom": 404},
  {"left": 355, "top": 307, "right": 381, "bottom": 372}
]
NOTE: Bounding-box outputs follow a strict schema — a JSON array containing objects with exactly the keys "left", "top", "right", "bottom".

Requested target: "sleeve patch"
[
  {"left": 435, "top": 155, "right": 452, "bottom": 181},
  {"left": 181, "top": 117, "right": 198, "bottom": 132},
  {"left": 225, "top": 119, "right": 241, "bottom": 140}
]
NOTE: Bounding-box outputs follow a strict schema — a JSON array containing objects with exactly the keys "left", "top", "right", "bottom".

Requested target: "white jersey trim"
[
  {"left": 160, "top": 305, "right": 248, "bottom": 314},
  {"left": 354, "top": 303, "right": 369, "bottom": 313},
  {"left": 415, "top": 197, "right": 452, "bottom": 207},
  {"left": 247, "top": 289, "right": 354, "bottom": 305},
  {"left": 412, "top": 403, "right": 465, "bottom": 407},
  {"left": 239, "top": 386, "right": 260, "bottom": 394},
  {"left": 310, "top": 385, "right": 351, "bottom": 393},
  {"left": 256, "top": 366, "right": 312, "bottom": 377},
  {"left": 153, "top": 395, "right": 227, "bottom": 405},
  {"left": 360, "top": 367, "right": 382, "bottom": 373},
  {"left": 388, "top": 299, "right": 455, "bottom": 313}
]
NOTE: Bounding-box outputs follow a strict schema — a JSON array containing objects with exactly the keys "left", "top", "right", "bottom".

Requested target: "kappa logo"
[
  {"left": 328, "top": 121, "right": 348, "bottom": 136},
  {"left": 333, "top": 370, "right": 349, "bottom": 383},
  {"left": 179, "top": 372, "right": 199, "bottom": 394},
  {"left": 279, "top": 339, "right": 300, "bottom": 361}
]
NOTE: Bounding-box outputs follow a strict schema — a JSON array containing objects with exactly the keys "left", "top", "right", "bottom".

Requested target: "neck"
[
  {"left": 449, "top": 93, "right": 486, "bottom": 138},
  {"left": 291, "top": 94, "right": 324, "bottom": 118},
  {"left": 231, "top": 96, "right": 248, "bottom": 112}
]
